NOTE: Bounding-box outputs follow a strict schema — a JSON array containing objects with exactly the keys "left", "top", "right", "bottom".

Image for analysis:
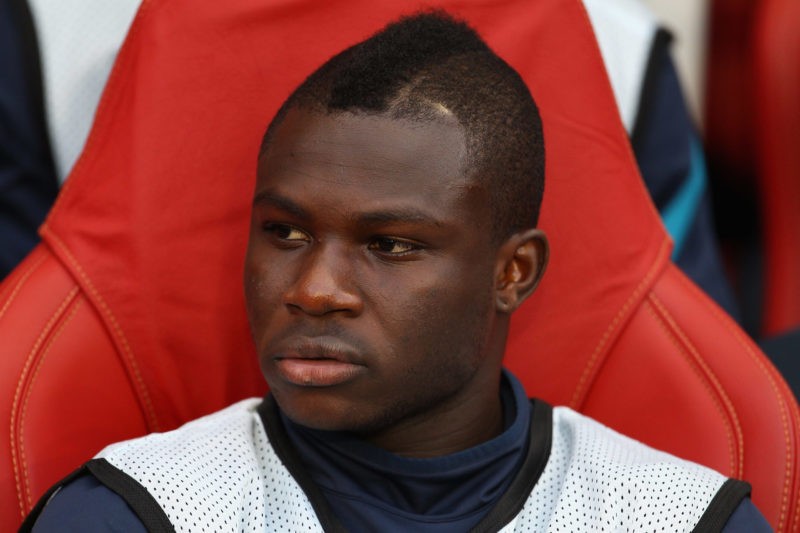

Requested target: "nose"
[{"left": 283, "top": 242, "right": 363, "bottom": 317}]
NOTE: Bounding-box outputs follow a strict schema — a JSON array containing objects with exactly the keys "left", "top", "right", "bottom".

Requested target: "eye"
[
  {"left": 263, "top": 223, "right": 311, "bottom": 244},
  {"left": 368, "top": 237, "right": 420, "bottom": 256}
]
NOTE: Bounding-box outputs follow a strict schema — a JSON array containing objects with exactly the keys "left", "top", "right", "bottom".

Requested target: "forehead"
[
  {"left": 257, "top": 108, "right": 476, "bottom": 202},
  {"left": 259, "top": 109, "right": 476, "bottom": 188}
]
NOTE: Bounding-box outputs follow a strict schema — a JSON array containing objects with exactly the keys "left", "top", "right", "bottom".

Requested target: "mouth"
[{"left": 272, "top": 338, "right": 367, "bottom": 387}]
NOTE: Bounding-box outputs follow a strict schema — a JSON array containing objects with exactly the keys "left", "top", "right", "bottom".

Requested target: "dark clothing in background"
[
  {"left": 0, "top": 0, "right": 59, "bottom": 279},
  {"left": 631, "top": 30, "right": 740, "bottom": 322}
]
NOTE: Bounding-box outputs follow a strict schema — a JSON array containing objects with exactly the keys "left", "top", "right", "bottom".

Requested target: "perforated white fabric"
[
  {"left": 98, "top": 400, "right": 726, "bottom": 532},
  {"left": 505, "top": 407, "right": 725, "bottom": 532},
  {"left": 98, "top": 399, "right": 324, "bottom": 532}
]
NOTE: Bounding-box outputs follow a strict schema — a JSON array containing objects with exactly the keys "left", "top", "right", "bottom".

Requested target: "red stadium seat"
[
  {"left": 1, "top": 0, "right": 798, "bottom": 530},
  {"left": 753, "top": 0, "right": 800, "bottom": 336}
]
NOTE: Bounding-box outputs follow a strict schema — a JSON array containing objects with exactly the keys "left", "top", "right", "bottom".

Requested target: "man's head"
[
  {"left": 261, "top": 10, "right": 544, "bottom": 242},
  {"left": 245, "top": 11, "right": 548, "bottom": 456}
]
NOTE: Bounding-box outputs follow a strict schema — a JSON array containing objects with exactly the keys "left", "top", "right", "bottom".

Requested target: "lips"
[{"left": 271, "top": 337, "right": 367, "bottom": 387}]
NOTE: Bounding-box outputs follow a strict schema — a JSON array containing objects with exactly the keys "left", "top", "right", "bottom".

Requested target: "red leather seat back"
[
  {"left": 2, "top": 0, "right": 798, "bottom": 530},
  {"left": 754, "top": 0, "right": 800, "bottom": 336}
]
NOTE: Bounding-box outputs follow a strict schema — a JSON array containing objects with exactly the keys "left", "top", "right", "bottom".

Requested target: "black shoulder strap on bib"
[
  {"left": 692, "top": 478, "right": 753, "bottom": 533},
  {"left": 470, "top": 398, "right": 553, "bottom": 533}
]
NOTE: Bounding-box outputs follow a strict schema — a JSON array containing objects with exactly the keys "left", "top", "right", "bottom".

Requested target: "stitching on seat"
[
  {"left": 570, "top": 239, "right": 671, "bottom": 409},
  {"left": 0, "top": 247, "right": 38, "bottom": 305},
  {"left": 793, "top": 404, "right": 800, "bottom": 532},
  {"left": 36, "top": 3, "right": 160, "bottom": 432},
  {"left": 794, "top": 399, "right": 800, "bottom": 533},
  {"left": 642, "top": 300, "right": 737, "bottom": 474},
  {"left": 10, "top": 287, "right": 78, "bottom": 519},
  {"left": 785, "top": 393, "right": 800, "bottom": 532},
  {"left": 792, "top": 402, "right": 800, "bottom": 533},
  {"left": 673, "top": 269, "right": 793, "bottom": 532},
  {"left": 0, "top": 247, "right": 39, "bottom": 308},
  {"left": 18, "top": 298, "right": 82, "bottom": 510},
  {"left": 648, "top": 292, "right": 744, "bottom": 476},
  {"left": 42, "top": 229, "right": 160, "bottom": 433},
  {"left": 0, "top": 251, "right": 47, "bottom": 322}
]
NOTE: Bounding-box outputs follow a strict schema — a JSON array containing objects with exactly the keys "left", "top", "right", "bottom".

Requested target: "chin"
[{"left": 272, "top": 388, "right": 371, "bottom": 432}]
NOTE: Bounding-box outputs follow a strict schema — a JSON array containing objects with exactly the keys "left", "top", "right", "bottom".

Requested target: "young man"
[{"left": 25, "top": 11, "right": 770, "bottom": 532}]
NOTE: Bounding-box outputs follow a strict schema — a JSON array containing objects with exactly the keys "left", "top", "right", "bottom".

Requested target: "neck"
[{"left": 363, "top": 370, "right": 504, "bottom": 458}]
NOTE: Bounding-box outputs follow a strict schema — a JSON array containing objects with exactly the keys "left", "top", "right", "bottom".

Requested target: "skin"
[{"left": 245, "top": 107, "right": 548, "bottom": 457}]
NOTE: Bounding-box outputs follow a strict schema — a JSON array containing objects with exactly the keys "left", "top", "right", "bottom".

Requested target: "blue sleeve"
[
  {"left": 32, "top": 473, "right": 147, "bottom": 532},
  {"left": 721, "top": 498, "right": 773, "bottom": 532}
]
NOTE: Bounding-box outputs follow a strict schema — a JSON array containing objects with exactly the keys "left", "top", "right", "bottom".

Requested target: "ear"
[{"left": 494, "top": 228, "right": 549, "bottom": 314}]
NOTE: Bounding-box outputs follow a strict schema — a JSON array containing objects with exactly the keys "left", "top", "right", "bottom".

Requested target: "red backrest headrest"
[{"left": 43, "top": 0, "right": 665, "bottom": 428}]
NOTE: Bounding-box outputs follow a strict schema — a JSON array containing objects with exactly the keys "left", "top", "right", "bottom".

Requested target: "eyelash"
[
  {"left": 367, "top": 237, "right": 421, "bottom": 256},
  {"left": 262, "top": 223, "right": 423, "bottom": 257},
  {"left": 262, "top": 223, "right": 310, "bottom": 245}
]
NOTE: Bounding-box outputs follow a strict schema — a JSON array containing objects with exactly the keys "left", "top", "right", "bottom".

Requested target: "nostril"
[
  {"left": 281, "top": 243, "right": 364, "bottom": 317},
  {"left": 284, "top": 302, "right": 304, "bottom": 315}
]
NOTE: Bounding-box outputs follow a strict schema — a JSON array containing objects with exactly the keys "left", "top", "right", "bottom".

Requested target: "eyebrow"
[
  {"left": 252, "top": 190, "right": 309, "bottom": 220},
  {"left": 356, "top": 209, "right": 444, "bottom": 227},
  {"left": 253, "top": 190, "right": 444, "bottom": 227}
]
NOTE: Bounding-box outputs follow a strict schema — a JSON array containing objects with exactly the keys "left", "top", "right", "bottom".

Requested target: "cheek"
[
  {"left": 243, "top": 246, "right": 287, "bottom": 340},
  {"left": 379, "top": 263, "right": 496, "bottom": 365},
  {"left": 243, "top": 248, "right": 265, "bottom": 309}
]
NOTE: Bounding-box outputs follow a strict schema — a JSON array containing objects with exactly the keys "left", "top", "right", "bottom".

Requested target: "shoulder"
[
  {"left": 722, "top": 498, "right": 774, "bottom": 532},
  {"left": 97, "top": 398, "right": 263, "bottom": 467},
  {"left": 91, "top": 398, "right": 320, "bottom": 531},
  {"left": 96, "top": 398, "right": 268, "bottom": 517},
  {"left": 29, "top": 473, "right": 146, "bottom": 532},
  {"left": 523, "top": 406, "right": 749, "bottom": 531},
  {"left": 552, "top": 406, "right": 728, "bottom": 486}
]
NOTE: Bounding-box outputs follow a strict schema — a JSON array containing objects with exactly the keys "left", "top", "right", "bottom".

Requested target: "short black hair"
[{"left": 261, "top": 10, "right": 544, "bottom": 241}]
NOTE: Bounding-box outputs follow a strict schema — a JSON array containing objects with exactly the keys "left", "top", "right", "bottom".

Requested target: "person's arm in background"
[
  {"left": 0, "top": 0, "right": 59, "bottom": 280},
  {"left": 629, "top": 28, "right": 740, "bottom": 321}
]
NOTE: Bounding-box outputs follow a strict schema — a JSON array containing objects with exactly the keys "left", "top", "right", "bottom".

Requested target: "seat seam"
[
  {"left": 673, "top": 269, "right": 793, "bottom": 532},
  {"left": 793, "top": 400, "right": 800, "bottom": 532},
  {"left": 19, "top": 298, "right": 82, "bottom": 510},
  {"left": 0, "top": 251, "right": 47, "bottom": 322},
  {"left": 648, "top": 292, "right": 744, "bottom": 476},
  {"left": 10, "top": 286, "right": 78, "bottom": 519},
  {"left": 642, "top": 299, "right": 737, "bottom": 475},
  {"left": 571, "top": 238, "right": 670, "bottom": 409},
  {"left": 43, "top": 228, "right": 160, "bottom": 433},
  {"left": 0, "top": 247, "right": 39, "bottom": 309}
]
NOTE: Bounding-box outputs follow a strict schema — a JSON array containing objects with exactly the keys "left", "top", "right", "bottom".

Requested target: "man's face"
[{"left": 245, "top": 108, "right": 506, "bottom": 441}]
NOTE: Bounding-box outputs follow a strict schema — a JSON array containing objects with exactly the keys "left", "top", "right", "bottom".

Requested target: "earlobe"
[{"left": 494, "top": 229, "right": 549, "bottom": 313}]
